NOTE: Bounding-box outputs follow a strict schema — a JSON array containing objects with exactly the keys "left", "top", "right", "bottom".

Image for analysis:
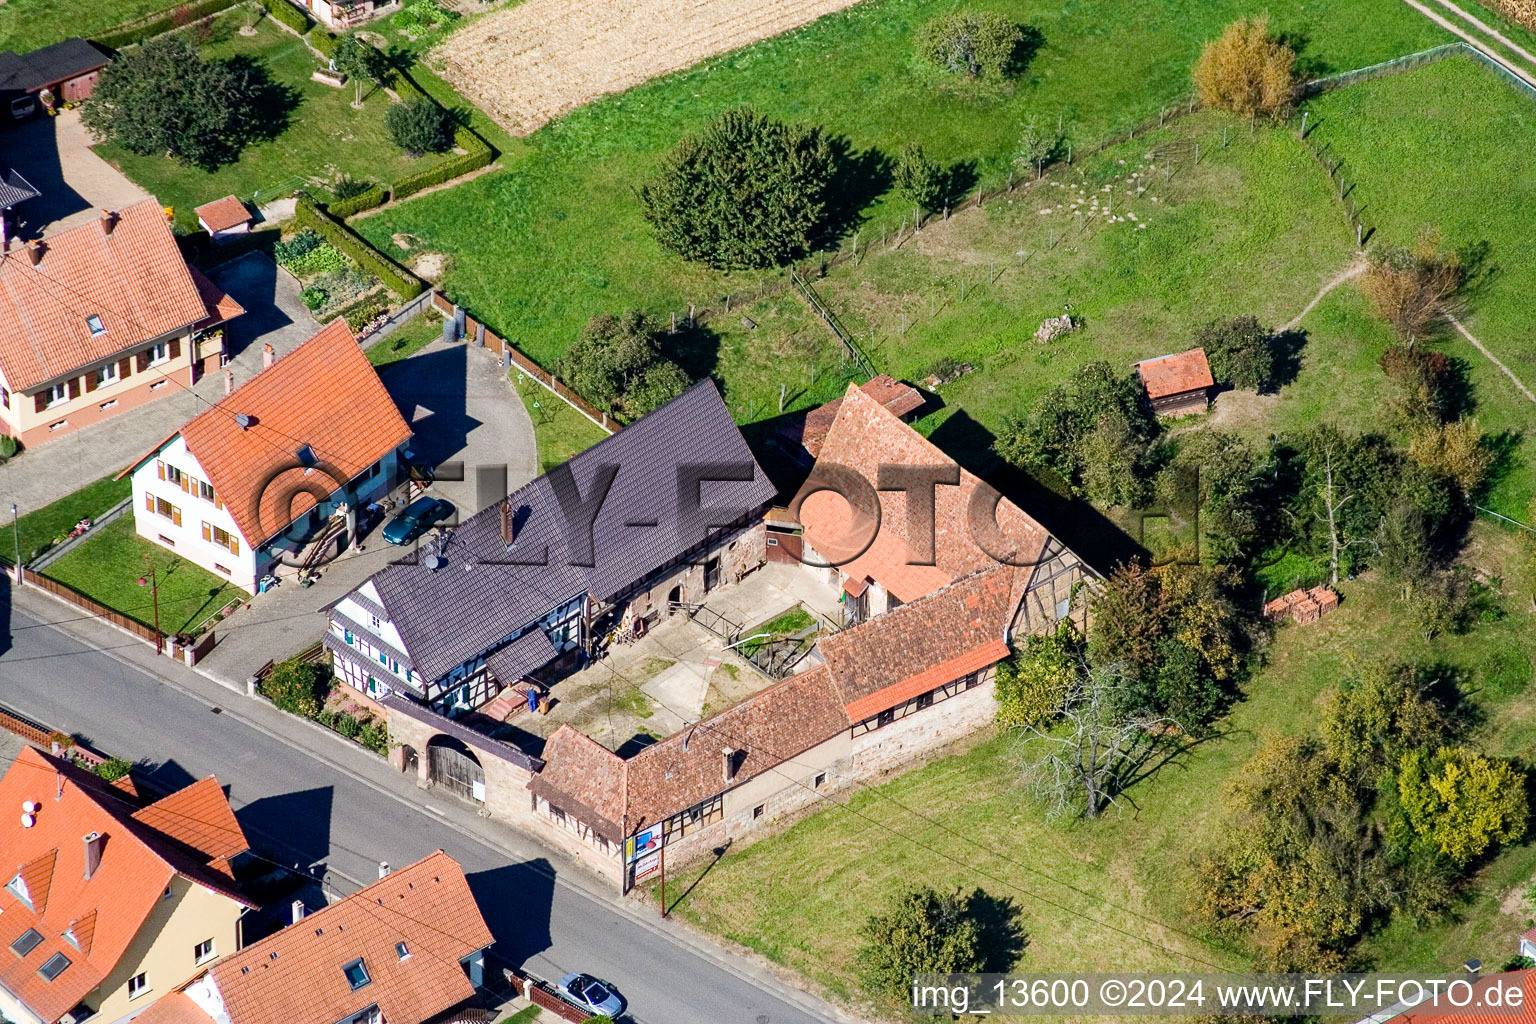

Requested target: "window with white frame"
[
  {"left": 43, "top": 383, "right": 68, "bottom": 408},
  {"left": 85, "top": 315, "right": 106, "bottom": 336},
  {"left": 97, "top": 362, "right": 119, "bottom": 386},
  {"left": 148, "top": 342, "right": 171, "bottom": 366},
  {"left": 128, "top": 972, "right": 149, "bottom": 999},
  {"left": 194, "top": 938, "right": 215, "bottom": 963}
]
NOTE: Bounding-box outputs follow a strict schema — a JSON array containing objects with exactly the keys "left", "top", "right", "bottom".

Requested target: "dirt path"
[
  {"left": 1424, "top": 0, "right": 1536, "bottom": 74},
  {"left": 1280, "top": 254, "right": 1368, "bottom": 332},
  {"left": 1394, "top": 0, "right": 1536, "bottom": 89},
  {"left": 1447, "top": 312, "right": 1536, "bottom": 405}
]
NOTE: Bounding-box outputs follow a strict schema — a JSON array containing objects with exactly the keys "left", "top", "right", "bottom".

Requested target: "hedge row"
[
  {"left": 326, "top": 183, "right": 388, "bottom": 217},
  {"left": 92, "top": 0, "right": 243, "bottom": 47},
  {"left": 306, "top": 24, "right": 336, "bottom": 57},
  {"left": 392, "top": 126, "right": 492, "bottom": 199},
  {"left": 293, "top": 198, "right": 424, "bottom": 299},
  {"left": 258, "top": 0, "right": 310, "bottom": 34}
]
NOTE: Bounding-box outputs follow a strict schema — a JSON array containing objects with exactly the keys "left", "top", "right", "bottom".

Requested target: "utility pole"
[
  {"left": 659, "top": 845, "right": 667, "bottom": 919},
  {"left": 137, "top": 553, "right": 162, "bottom": 655}
]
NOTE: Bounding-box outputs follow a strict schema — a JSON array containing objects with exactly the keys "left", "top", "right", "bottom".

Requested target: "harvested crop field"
[{"left": 434, "top": 0, "right": 866, "bottom": 134}]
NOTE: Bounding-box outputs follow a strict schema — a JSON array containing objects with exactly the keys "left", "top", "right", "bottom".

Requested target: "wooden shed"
[
  {"left": 1134, "top": 348, "right": 1216, "bottom": 417},
  {"left": 0, "top": 38, "right": 110, "bottom": 121}
]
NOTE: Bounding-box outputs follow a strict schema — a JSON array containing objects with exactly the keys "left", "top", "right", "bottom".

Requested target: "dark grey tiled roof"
[
  {"left": 366, "top": 380, "right": 774, "bottom": 682},
  {"left": 323, "top": 633, "right": 426, "bottom": 699},
  {"left": 485, "top": 627, "right": 558, "bottom": 686},
  {"left": 0, "top": 167, "right": 39, "bottom": 210},
  {"left": 0, "top": 38, "right": 109, "bottom": 93},
  {"left": 380, "top": 694, "right": 544, "bottom": 772}
]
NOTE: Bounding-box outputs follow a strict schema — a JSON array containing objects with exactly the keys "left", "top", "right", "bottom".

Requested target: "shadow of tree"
[
  {"left": 1267, "top": 328, "right": 1308, "bottom": 391},
  {"left": 967, "top": 889, "right": 1030, "bottom": 971}
]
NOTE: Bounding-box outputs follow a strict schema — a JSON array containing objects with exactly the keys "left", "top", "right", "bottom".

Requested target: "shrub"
[
  {"left": 857, "top": 885, "right": 991, "bottom": 1001},
  {"left": 327, "top": 183, "right": 389, "bottom": 218},
  {"left": 1196, "top": 314, "right": 1275, "bottom": 390},
  {"left": 386, "top": 98, "right": 451, "bottom": 156},
  {"left": 1397, "top": 746, "right": 1528, "bottom": 865},
  {"left": 358, "top": 718, "right": 388, "bottom": 754},
  {"left": 1192, "top": 17, "right": 1297, "bottom": 119},
  {"left": 333, "top": 712, "right": 363, "bottom": 738},
  {"left": 891, "top": 143, "right": 945, "bottom": 213},
  {"left": 639, "top": 107, "right": 839, "bottom": 270},
  {"left": 259, "top": 0, "right": 311, "bottom": 33},
  {"left": 915, "top": 12, "right": 1032, "bottom": 80},
  {"left": 307, "top": 24, "right": 337, "bottom": 58},
  {"left": 995, "top": 622, "right": 1082, "bottom": 729},
  {"left": 331, "top": 174, "right": 374, "bottom": 201},
  {"left": 0, "top": 435, "right": 18, "bottom": 460},
  {"left": 294, "top": 198, "right": 424, "bottom": 298},
  {"left": 93, "top": 757, "right": 133, "bottom": 782},
  {"left": 558, "top": 310, "right": 691, "bottom": 417},
  {"left": 262, "top": 659, "right": 323, "bottom": 717},
  {"left": 1359, "top": 230, "right": 1464, "bottom": 343}
]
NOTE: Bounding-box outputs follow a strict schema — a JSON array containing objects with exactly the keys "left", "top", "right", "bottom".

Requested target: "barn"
[{"left": 1134, "top": 348, "right": 1216, "bottom": 418}]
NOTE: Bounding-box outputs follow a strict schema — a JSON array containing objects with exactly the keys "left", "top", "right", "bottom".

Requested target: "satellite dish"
[
  {"left": 235, "top": 413, "right": 252, "bottom": 429},
  {"left": 21, "top": 813, "right": 34, "bottom": 828},
  {"left": 424, "top": 554, "right": 444, "bottom": 570},
  {"left": 22, "top": 800, "right": 37, "bottom": 813}
]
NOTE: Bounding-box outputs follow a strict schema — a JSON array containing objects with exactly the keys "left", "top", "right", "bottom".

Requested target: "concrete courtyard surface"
[
  {"left": 510, "top": 563, "right": 846, "bottom": 755},
  {"left": 0, "top": 253, "right": 320, "bottom": 516},
  {"left": 194, "top": 336, "right": 536, "bottom": 686},
  {"left": 3, "top": 108, "right": 151, "bottom": 239}
]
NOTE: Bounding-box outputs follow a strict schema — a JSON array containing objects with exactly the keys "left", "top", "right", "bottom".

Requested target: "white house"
[{"left": 121, "top": 319, "right": 412, "bottom": 595}]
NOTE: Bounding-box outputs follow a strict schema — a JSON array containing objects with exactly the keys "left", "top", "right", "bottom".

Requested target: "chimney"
[
  {"left": 224, "top": 370, "right": 235, "bottom": 396},
  {"left": 500, "top": 499, "right": 512, "bottom": 545},
  {"left": 378, "top": 861, "right": 390, "bottom": 879},
  {"left": 721, "top": 748, "right": 736, "bottom": 783},
  {"left": 23, "top": 241, "right": 43, "bottom": 266},
  {"left": 290, "top": 899, "right": 306, "bottom": 924},
  {"left": 101, "top": 210, "right": 118, "bottom": 236},
  {"left": 82, "top": 831, "right": 104, "bottom": 881},
  {"left": 262, "top": 343, "right": 275, "bottom": 368}
]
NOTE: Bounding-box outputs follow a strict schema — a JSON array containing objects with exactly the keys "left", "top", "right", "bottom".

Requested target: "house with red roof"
[
  {"left": 120, "top": 319, "right": 412, "bottom": 594},
  {"left": 132, "top": 852, "right": 493, "bottom": 1024},
  {"left": 0, "top": 746, "right": 254, "bottom": 1024},
  {"left": 1134, "top": 348, "right": 1215, "bottom": 417},
  {"left": 0, "top": 201, "right": 243, "bottom": 447}
]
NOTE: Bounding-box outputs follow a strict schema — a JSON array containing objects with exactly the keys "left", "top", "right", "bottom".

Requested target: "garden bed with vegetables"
[{"left": 274, "top": 229, "right": 391, "bottom": 329}]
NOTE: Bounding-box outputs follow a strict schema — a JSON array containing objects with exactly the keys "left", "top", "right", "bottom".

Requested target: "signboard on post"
[{"left": 625, "top": 825, "right": 663, "bottom": 863}]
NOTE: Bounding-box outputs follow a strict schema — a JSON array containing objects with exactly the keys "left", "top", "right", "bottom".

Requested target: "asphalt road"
[{"left": 0, "top": 583, "right": 834, "bottom": 1024}]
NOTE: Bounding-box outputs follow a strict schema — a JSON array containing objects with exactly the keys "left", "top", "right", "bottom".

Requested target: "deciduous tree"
[
  {"left": 857, "top": 885, "right": 987, "bottom": 1000},
  {"left": 1196, "top": 315, "right": 1276, "bottom": 391},
  {"left": 557, "top": 310, "right": 690, "bottom": 418},
  {"left": 1397, "top": 746, "right": 1527, "bottom": 866},
  {"left": 1359, "top": 231, "right": 1465, "bottom": 344},
  {"left": 916, "top": 12, "right": 1032, "bottom": 80},
  {"left": 639, "top": 107, "right": 838, "bottom": 270},
  {"left": 1408, "top": 418, "right": 1492, "bottom": 498},
  {"left": 995, "top": 622, "right": 1082, "bottom": 730},
  {"left": 1192, "top": 17, "right": 1297, "bottom": 119},
  {"left": 331, "top": 33, "right": 390, "bottom": 106},
  {"left": 386, "top": 97, "right": 451, "bottom": 156},
  {"left": 891, "top": 143, "right": 946, "bottom": 224},
  {"left": 1317, "top": 663, "right": 1454, "bottom": 777}
]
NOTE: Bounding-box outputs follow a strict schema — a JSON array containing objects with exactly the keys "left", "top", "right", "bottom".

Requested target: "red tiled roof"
[
  {"left": 130, "top": 991, "right": 215, "bottom": 1024},
  {"left": 0, "top": 201, "right": 213, "bottom": 392},
  {"left": 187, "top": 265, "right": 245, "bottom": 328},
  {"left": 0, "top": 747, "right": 252, "bottom": 1024},
  {"left": 528, "top": 726, "right": 627, "bottom": 841},
  {"left": 796, "top": 385, "right": 1047, "bottom": 604},
  {"left": 194, "top": 195, "right": 251, "bottom": 233},
  {"left": 1389, "top": 971, "right": 1533, "bottom": 1024},
  {"left": 1135, "top": 348, "right": 1214, "bottom": 399},
  {"left": 132, "top": 319, "right": 412, "bottom": 544},
  {"left": 795, "top": 375, "right": 925, "bottom": 458},
  {"left": 210, "top": 851, "right": 492, "bottom": 1024},
  {"left": 132, "top": 776, "right": 249, "bottom": 863}
]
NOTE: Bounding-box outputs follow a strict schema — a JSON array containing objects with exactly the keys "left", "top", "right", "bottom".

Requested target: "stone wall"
[
  {"left": 617, "top": 521, "right": 766, "bottom": 623},
  {"left": 383, "top": 702, "right": 538, "bottom": 826}
]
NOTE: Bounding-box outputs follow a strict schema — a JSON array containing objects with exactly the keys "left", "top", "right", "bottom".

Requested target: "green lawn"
[
  {"left": 655, "top": 532, "right": 1536, "bottom": 1000},
  {"left": 365, "top": 312, "right": 441, "bottom": 367},
  {"left": 1, "top": 475, "right": 132, "bottom": 567},
  {"left": 44, "top": 517, "right": 243, "bottom": 635},
  {"left": 359, "top": 0, "right": 1446, "bottom": 415},
  {"left": 95, "top": 13, "right": 444, "bottom": 231},
  {"left": 1301, "top": 55, "right": 1536, "bottom": 519},
  {"left": 515, "top": 375, "right": 609, "bottom": 472},
  {"left": 0, "top": 0, "right": 173, "bottom": 50}
]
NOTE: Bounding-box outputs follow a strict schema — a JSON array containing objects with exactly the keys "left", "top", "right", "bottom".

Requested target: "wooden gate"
[{"left": 427, "top": 737, "right": 484, "bottom": 803}]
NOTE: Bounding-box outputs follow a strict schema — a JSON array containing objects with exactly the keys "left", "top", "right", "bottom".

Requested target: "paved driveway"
[
  {"left": 2, "top": 108, "right": 150, "bottom": 238},
  {"left": 0, "top": 254, "right": 319, "bottom": 517},
  {"left": 195, "top": 338, "right": 537, "bottom": 686}
]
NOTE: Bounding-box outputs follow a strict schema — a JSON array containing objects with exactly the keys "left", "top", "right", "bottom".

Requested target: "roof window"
[
  {"left": 10, "top": 928, "right": 43, "bottom": 957},
  {"left": 38, "top": 952, "right": 70, "bottom": 980},
  {"left": 343, "top": 958, "right": 371, "bottom": 990},
  {"left": 86, "top": 315, "right": 105, "bottom": 337},
  {"left": 395, "top": 942, "right": 409, "bottom": 960}
]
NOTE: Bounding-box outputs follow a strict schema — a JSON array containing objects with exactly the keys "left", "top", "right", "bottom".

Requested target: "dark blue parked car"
[{"left": 381, "top": 496, "right": 454, "bottom": 545}]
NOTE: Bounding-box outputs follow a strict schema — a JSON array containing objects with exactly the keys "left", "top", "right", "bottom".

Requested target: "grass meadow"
[
  {"left": 361, "top": 0, "right": 1448, "bottom": 413},
  {"left": 0, "top": 0, "right": 173, "bottom": 50}
]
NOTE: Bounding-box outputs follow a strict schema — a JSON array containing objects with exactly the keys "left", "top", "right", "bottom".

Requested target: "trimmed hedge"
[
  {"left": 326, "top": 183, "right": 389, "bottom": 218},
  {"left": 306, "top": 24, "right": 337, "bottom": 57},
  {"left": 293, "top": 198, "right": 424, "bottom": 299},
  {"left": 392, "top": 126, "right": 492, "bottom": 199},
  {"left": 259, "top": 0, "right": 310, "bottom": 34},
  {"left": 92, "top": 0, "right": 243, "bottom": 47}
]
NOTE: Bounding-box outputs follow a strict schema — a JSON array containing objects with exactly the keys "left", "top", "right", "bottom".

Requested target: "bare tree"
[{"left": 1018, "top": 665, "right": 1181, "bottom": 819}]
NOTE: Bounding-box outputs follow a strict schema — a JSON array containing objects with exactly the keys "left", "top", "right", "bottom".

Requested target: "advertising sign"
[{"left": 625, "top": 825, "right": 663, "bottom": 863}]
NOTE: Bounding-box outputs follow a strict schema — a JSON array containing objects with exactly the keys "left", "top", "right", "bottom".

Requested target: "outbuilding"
[
  {"left": 194, "top": 195, "right": 254, "bottom": 242},
  {"left": 1134, "top": 347, "right": 1215, "bottom": 417},
  {"left": 0, "top": 37, "right": 110, "bottom": 121}
]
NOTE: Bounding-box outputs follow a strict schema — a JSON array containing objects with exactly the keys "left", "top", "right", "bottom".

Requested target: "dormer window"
[
  {"left": 5, "top": 873, "right": 31, "bottom": 910},
  {"left": 86, "top": 315, "right": 105, "bottom": 337},
  {"left": 342, "top": 958, "right": 371, "bottom": 990},
  {"left": 62, "top": 928, "right": 79, "bottom": 951}
]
